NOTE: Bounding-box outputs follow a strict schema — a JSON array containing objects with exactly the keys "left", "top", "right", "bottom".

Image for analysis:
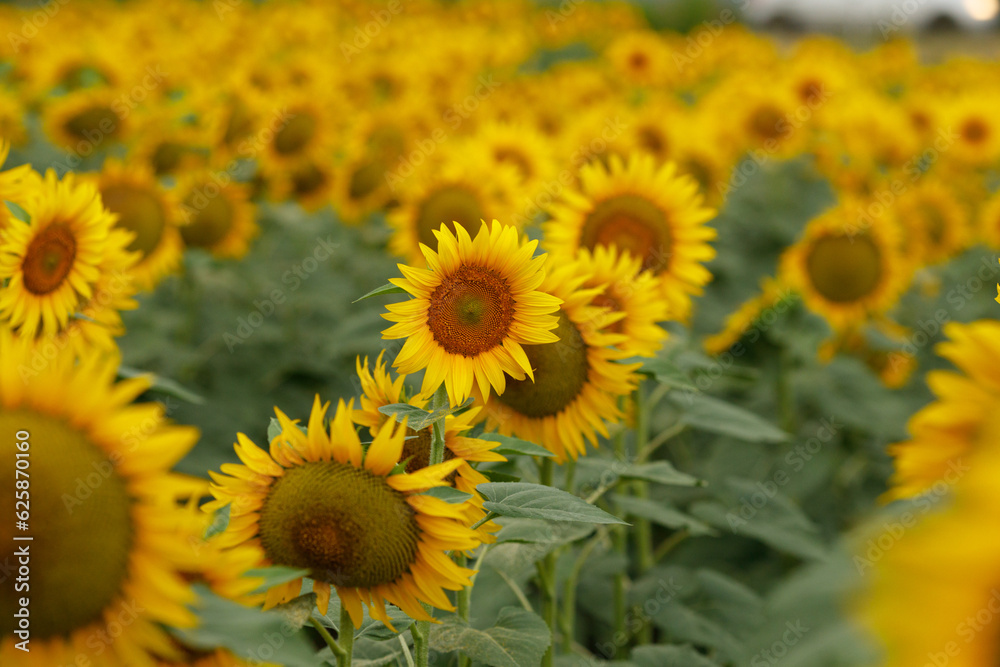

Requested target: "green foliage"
[
  {"left": 430, "top": 607, "right": 551, "bottom": 667},
  {"left": 479, "top": 482, "right": 628, "bottom": 524}
]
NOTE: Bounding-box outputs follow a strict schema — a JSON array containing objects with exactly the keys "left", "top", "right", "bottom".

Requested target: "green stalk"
[
  {"left": 632, "top": 386, "right": 654, "bottom": 645},
  {"left": 560, "top": 528, "right": 604, "bottom": 653},
  {"left": 415, "top": 383, "right": 450, "bottom": 667},
  {"left": 538, "top": 457, "right": 557, "bottom": 667},
  {"left": 309, "top": 616, "right": 345, "bottom": 663},
  {"left": 611, "top": 423, "right": 627, "bottom": 657},
  {"left": 457, "top": 552, "right": 471, "bottom": 667},
  {"left": 338, "top": 604, "right": 354, "bottom": 666}
]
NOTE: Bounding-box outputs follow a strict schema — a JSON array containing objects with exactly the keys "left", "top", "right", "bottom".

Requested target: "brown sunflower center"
[
  {"left": 274, "top": 112, "right": 317, "bottom": 156},
  {"left": 427, "top": 264, "right": 515, "bottom": 357},
  {"left": 496, "top": 310, "right": 588, "bottom": 418},
  {"left": 181, "top": 192, "right": 234, "bottom": 248},
  {"left": 100, "top": 183, "right": 166, "bottom": 258},
  {"left": 961, "top": 118, "right": 989, "bottom": 144},
  {"left": 63, "top": 106, "right": 121, "bottom": 146},
  {"left": 637, "top": 126, "right": 668, "bottom": 158},
  {"left": 151, "top": 141, "right": 189, "bottom": 175},
  {"left": 401, "top": 426, "right": 456, "bottom": 476},
  {"left": 258, "top": 461, "right": 419, "bottom": 588},
  {"left": 580, "top": 194, "right": 671, "bottom": 275},
  {"left": 628, "top": 51, "right": 650, "bottom": 72},
  {"left": 0, "top": 411, "right": 132, "bottom": 640},
  {"left": 22, "top": 224, "right": 77, "bottom": 295},
  {"left": 748, "top": 105, "right": 785, "bottom": 142},
  {"left": 797, "top": 79, "right": 824, "bottom": 105},
  {"left": 292, "top": 162, "right": 329, "bottom": 197},
  {"left": 493, "top": 147, "right": 533, "bottom": 180},
  {"left": 681, "top": 157, "right": 713, "bottom": 192},
  {"left": 348, "top": 160, "right": 385, "bottom": 201},
  {"left": 805, "top": 234, "right": 882, "bottom": 303},
  {"left": 416, "top": 187, "right": 484, "bottom": 251}
]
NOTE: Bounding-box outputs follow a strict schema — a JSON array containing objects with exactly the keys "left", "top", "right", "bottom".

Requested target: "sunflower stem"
[
  {"left": 564, "top": 457, "right": 577, "bottom": 495},
  {"left": 457, "top": 553, "right": 472, "bottom": 667},
  {"left": 560, "top": 527, "right": 605, "bottom": 653},
  {"left": 309, "top": 616, "right": 345, "bottom": 661},
  {"left": 412, "top": 619, "right": 429, "bottom": 667},
  {"left": 429, "top": 384, "right": 448, "bottom": 466},
  {"left": 537, "top": 457, "right": 558, "bottom": 666},
  {"left": 338, "top": 604, "right": 354, "bottom": 666},
  {"left": 632, "top": 386, "right": 654, "bottom": 646},
  {"left": 611, "top": 418, "right": 628, "bottom": 656}
]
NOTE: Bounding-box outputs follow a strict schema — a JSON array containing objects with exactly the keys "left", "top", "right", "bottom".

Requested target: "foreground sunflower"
[
  {"left": 543, "top": 153, "right": 716, "bottom": 322},
  {"left": 203, "top": 397, "right": 481, "bottom": 628},
  {"left": 0, "top": 328, "right": 201, "bottom": 666},
  {"left": 0, "top": 170, "right": 111, "bottom": 338},
  {"left": 885, "top": 320, "right": 1000, "bottom": 501},
  {"left": 475, "top": 261, "right": 641, "bottom": 462},
  {"left": 382, "top": 220, "right": 563, "bottom": 405}
]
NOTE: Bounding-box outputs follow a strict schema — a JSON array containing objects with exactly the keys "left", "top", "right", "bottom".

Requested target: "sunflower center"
[
  {"left": 681, "top": 157, "right": 713, "bottom": 192},
  {"left": 416, "top": 187, "right": 484, "bottom": 250},
  {"left": 494, "top": 147, "right": 533, "bottom": 180},
  {"left": 258, "top": 461, "right": 419, "bottom": 588},
  {"left": 21, "top": 224, "right": 77, "bottom": 295},
  {"left": 100, "top": 183, "right": 166, "bottom": 258},
  {"left": 748, "top": 105, "right": 785, "bottom": 142},
  {"left": 797, "top": 79, "right": 824, "bottom": 105},
  {"left": 805, "top": 234, "right": 882, "bottom": 303},
  {"left": 580, "top": 195, "right": 671, "bottom": 275},
  {"left": 0, "top": 411, "right": 132, "bottom": 640},
  {"left": 628, "top": 51, "right": 650, "bottom": 71},
  {"left": 923, "top": 204, "right": 947, "bottom": 244},
  {"left": 496, "top": 310, "right": 588, "bottom": 418},
  {"left": 637, "top": 126, "right": 668, "bottom": 158},
  {"left": 274, "top": 112, "right": 317, "bottom": 155},
  {"left": 293, "top": 162, "right": 329, "bottom": 197},
  {"left": 961, "top": 118, "right": 988, "bottom": 144},
  {"left": 401, "top": 427, "right": 456, "bottom": 475},
  {"left": 151, "top": 141, "right": 188, "bottom": 175},
  {"left": 181, "top": 192, "right": 234, "bottom": 248},
  {"left": 63, "top": 106, "right": 121, "bottom": 145},
  {"left": 427, "top": 265, "right": 514, "bottom": 356},
  {"left": 348, "top": 160, "right": 385, "bottom": 201}
]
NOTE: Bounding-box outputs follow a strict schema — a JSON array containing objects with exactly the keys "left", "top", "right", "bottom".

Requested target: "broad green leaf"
[
  {"left": 689, "top": 499, "right": 825, "bottom": 560},
  {"left": 267, "top": 416, "right": 282, "bottom": 442},
  {"left": 495, "top": 517, "right": 595, "bottom": 544},
  {"left": 650, "top": 604, "right": 744, "bottom": 663},
  {"left": 637, "top": 356, "right": 700, "bottom": 392},
  {"left": 610, "top": 495, "right": 717, "bottom": 536},
  {"left": 174, "top": 585, "right": 318, "bottom": 667},
  {"left": 429, "top": 607, "right": 551, "bottom": 667},
  {"left": 619, "top": 461, "right": 703, "bottom": 487},
  {"left": 420, "top": 486, "right": 473, "bottom": 504},
  {"left": 117, "top": 366, "right": 206, "bottom": 404},
  {"left": 481, "top": 470, "right": 521, "bottom": 483},
  {"left": 630, "top": 645, "right": 721, "bottom": 667},
  {"left": 4, "top": 200, "right": 28, "bottom": 223},
  {"left": 670, "top": 393, "right": 786, "bottom": 442},
  {"left": 477, "top": 433, "right": 555, "bottom": 458},
  {"left": 353, "top": 282, "right": 408, "bottom": 302},
  {"left": 203, "top": 505, "right": 230, "bottom": 538},
  {"left": 478, "top": 483, "right": 628, "bottom": 525},
  {"left": 245, "top": 566, "right": 311, "bottom": 594}
]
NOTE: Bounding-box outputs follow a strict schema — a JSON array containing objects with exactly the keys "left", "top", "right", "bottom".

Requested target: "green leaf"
[
  {"left": 203, "top": 505, "right": 230, "bottom": 539},
  {"left": 610, "top": 495, "right": 717, "bottom": 536},
  {"left": 118, "top": 365, "right": 206, "bottom": 404},
  {"left": 494, "top": 517, "right": 595, "bottom": 544},
  {"left": 637, "top": 356, "right": 700, "bottom": 392},
  {"left": 245, "top": 566, "right": 311, "bottom": 594},
  {"left": 5, "top": 200, "right": 28, "bottom": 223},
  {"left": 478, "top": 483, "right": 628, "bottom": 524},
  {"left": 378, "top": 399, "right": 473, "bottom": 431},
  {"left": 481, "top": 470, "right": 521, "bottom": 483},
  {"left": 174, "top": 585, "right": 318, "bottom": 667},
  {"left": 650, "top": 604, "right": 744, "bottom": 663},
  {"left": 477, "top": 433, "right": 555, "bottom": 458},
  {"left": 689, "top": 499, "right": 825, "bottom": 560},
  {"left": 421, "top": 486, "right": 473, "bottom": 504},
  {"left": 630, "top": 645, "right": 721, "bottom": 667},
  {"left": 312, "top": 590, "right": 414, "bottom": 639},
  {"left": 267, "top": 417, "right": 282, "bottom": 442},
  {"left": 429, "top": 607, "right": 551, "bottom": 667},
  {"left": 670, "top": 393, "right": 786, "bottom": 443},
  {"left": 353, "top": 282, "right": 408, "bottom": 303},
  {"left": 619, "top": 461, "right": 702, "bottom": 487}
]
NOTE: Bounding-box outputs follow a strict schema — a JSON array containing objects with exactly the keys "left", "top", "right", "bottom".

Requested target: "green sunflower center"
[
  {"left": 580, "top": 194, "right": 671, "bottom": 275},
  {"left": 496, "top": 310, "right": 588, "bottom": 418},
  {"left": 151, "top": 141, "right": 189, "bottom": 175},
  {"left": 258, "top": 461, "right": 419, "bottom": 588},
  {"left": 100, "top": 183, "right": 166, "bottom": 258},
  {"left": 274, "top": 112, "right": 317, "bottom": 156},
  {"left": 348, "top": 160, "right": 385, "bottom": 201},
  {"left": 681, "top": 157, "right": 713, "bottom": 193},
  {"left": 805, "top": 234, "right": 883, "bottom": 304},
  {"left": 63, "top": 106, "right": 121, "bottom": 146},
  {"left": 416, "top": 187, "right": 484, "bottom": 250},
  {"left": 181, "top": 191, "right": 234, "bottom": 248},
  {"left": 293, "top": 162, "right": 329, "bottom": 198},
  {"left": 22, "top": 223, "right": 77, "bottom": 295},
  {"left": 0, "top": 411, "right": 132, "bottom": 640},
  {"left": 427, "top": 264, "right": 515, "bottom": 357}
]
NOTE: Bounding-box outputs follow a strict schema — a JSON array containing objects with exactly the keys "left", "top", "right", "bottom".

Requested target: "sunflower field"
[{"left": 2, "top": 1, "right": 1000, "bottom": 666}]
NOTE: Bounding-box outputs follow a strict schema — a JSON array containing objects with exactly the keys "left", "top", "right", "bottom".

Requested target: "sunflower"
[
  {"left": 258, "top": 95, "right": 334, "bottom": 169},
  {"left": 383, "top": 220, "right": 562, "bottom": 406},
  {"left": 0, "top": 141, "right": 35, "bottom": 232},
  {"left": 386, "top": 150, "right": 521, "bottom": 266},
  {"left": 944, "top": 93, "right": 1000, "bottom": 167},
  {"left": 778, "top": 198, "right": 908, "bottom": 333},
  {"left": 859, "top": 407, "right": 1000, "bottom": 667},
  {"left": 203, "top": 396, "right": 481, "bottom": 629},
  {"left": 470, "top": 121, "right": 558, "bottom": 191},
  {"left": 0, "top": 170, "right": 112, "bottom": 338},
  {"left": 43, "top": 88, "right": 129, "bottom": 154},
  {"left": 893, "top": 179, "right": 970, "bottom": 267},
  {"left": 977, "top": 189, "right": 1000, "bottom": 250},
  {"left": 353, "top": 353, "right": 503, "bottom": 542},
  {"left": 542, "top": 153, "right": 717, "bottom": 322},
  {"left": 474, "top": 260, "right": 640, "bottom": 462},
  {"left": 176, "top": 170, "right": 258, "bottom": 259},
  {"left": 703, "top": 278, "right": 792, "bottom": 355},
  {"left": 885, "top": 320, "right": 1000, "bottom": 501},
  {"left": 92, "top": 159, "right": 183, "bottom": 292},
  {"left": 572, "top": 244, "right": 669, "bottom": 358},
  {"left": 0, "top": 328, "right": 201, "bottom": 666},
  {"left": 604, "top": 30, "right": 671, "bottom": 87}
]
